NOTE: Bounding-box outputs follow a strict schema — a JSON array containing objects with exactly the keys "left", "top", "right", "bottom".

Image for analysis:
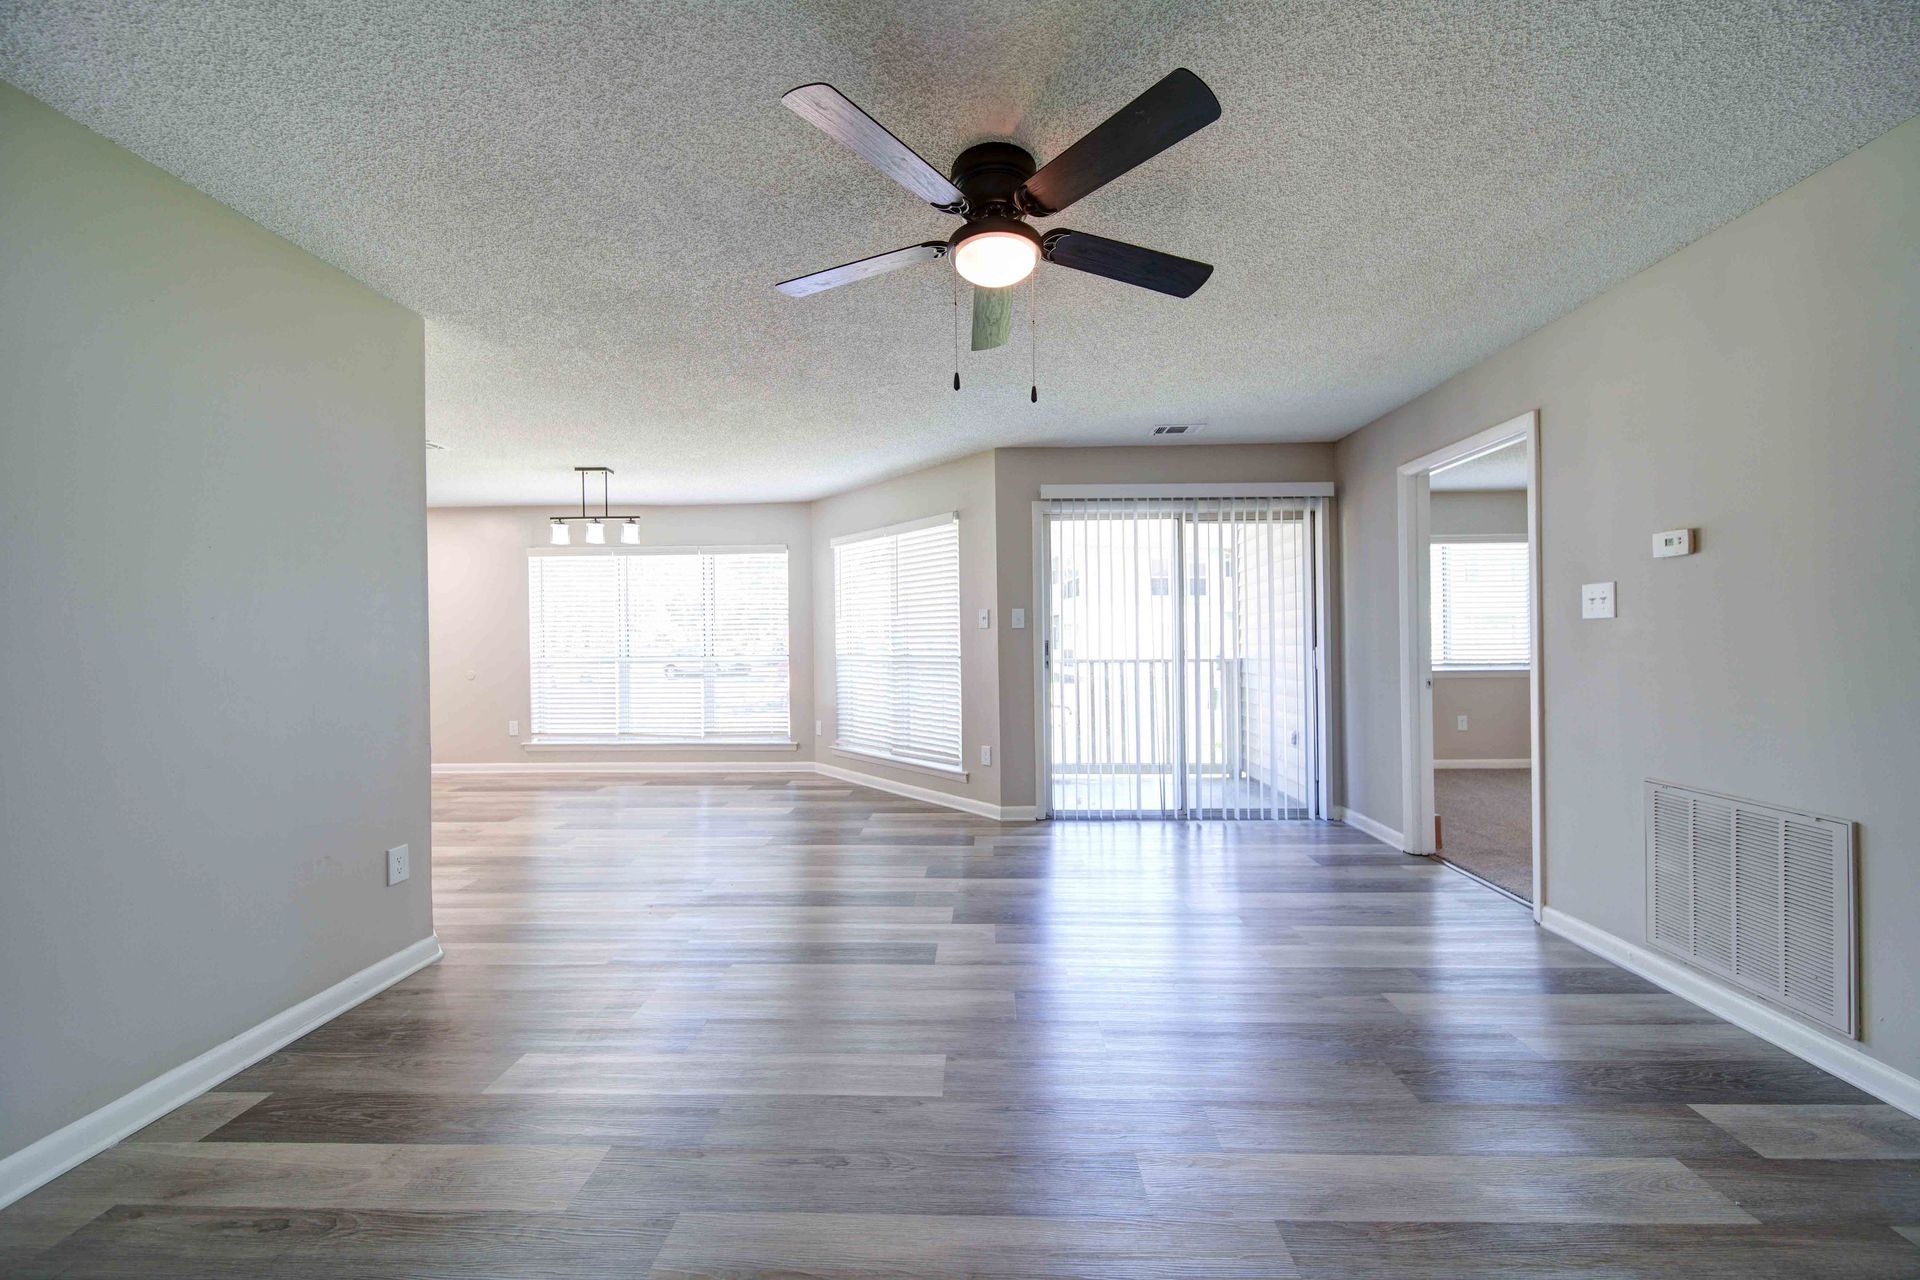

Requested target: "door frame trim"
[
  {"left": 1394, "top": 408, "right": 1543, "bottom": 918},
  {"left": 1031, "top": 496, "right": 1332, "bottom": 822}
]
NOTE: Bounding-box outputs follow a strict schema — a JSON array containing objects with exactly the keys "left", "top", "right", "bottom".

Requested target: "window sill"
[
  {"left": 526, "top": 739, "right": 799, "bottom": 751},
  {"left": 1431, "top": 668, "right": 1531, "bottom": 678},
  {"left": 830, "top": 745, "right": 969, "bottom": 781}
]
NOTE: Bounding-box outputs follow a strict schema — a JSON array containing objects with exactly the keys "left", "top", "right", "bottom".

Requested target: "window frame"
[
  {"left": 526, "top": 543, "right": 794, "bottom": 746},
  {"left": 830, "top": 512, "right": 965, "bottom": 776},
  {"left": 1428, "top": 535, "right": 1532, "bottom": 673}
]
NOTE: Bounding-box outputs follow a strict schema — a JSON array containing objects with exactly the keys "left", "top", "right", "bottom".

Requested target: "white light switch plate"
[
  {"left": 1011, "top": 608, "right": 1026, "bottom": 630},
  {"left": 980, "top": 745, "right": 992, "bottom": 767},
  {"left": 1456, "top": 715, "right": 1469, "bottom": 731},
  {"left": 1582, "top": 581, "right": 1616, "bottom": 619},
  {"left": 978, "top": 608, "right": 991, "bottom": 629},
  {"left": 386, "top": 844, "right": 410, "bottom": 886},
  {"left": 507, "top": 719, "right": 519, "bottom": 737}
]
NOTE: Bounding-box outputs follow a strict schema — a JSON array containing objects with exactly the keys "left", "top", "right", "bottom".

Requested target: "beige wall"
[
  {"left": 809, "top": 452, "right": 1002, "bottom": 808},
  {"left": 427, "top": 505, "right": 814, "bottom": 765},
  {"left": 1430, "top": 489, "right": 1527, "bottom": 539},
  {"left": 1335, "top": 117, "right": 1920, "bottom": 1076},
  {"left": 992, "top": 445, "right": 1338, "bottom": 808},
  {"left": 1433, "top": 675, "right": 1531, "bottom": 762},
  {"left": 0, "top": 83, "right": 431, "bottom": 1157}
]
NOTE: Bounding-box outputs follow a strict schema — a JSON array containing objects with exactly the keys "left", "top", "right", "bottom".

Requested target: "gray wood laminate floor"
[{"left": 3, "top": 774, "right": 1917, "bottom": 1278}]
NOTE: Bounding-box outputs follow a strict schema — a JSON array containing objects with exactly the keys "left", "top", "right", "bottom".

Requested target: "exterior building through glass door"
[{"left": 1043, "top": 497, "right": 1320, "bottom": 819}]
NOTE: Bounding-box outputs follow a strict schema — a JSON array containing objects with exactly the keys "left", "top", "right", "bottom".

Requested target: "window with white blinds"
[
  {"left": 833, "top": 515, "right": 962, "bottom": 769},
  {"left": 1430, "top": 540, "right": 1530, "bottom": 669},
  {"left": 528, "top": 548, "right": 789, "bottom": 742}
]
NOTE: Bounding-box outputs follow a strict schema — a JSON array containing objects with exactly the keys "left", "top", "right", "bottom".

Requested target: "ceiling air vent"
[
  {"left": 1645, "top": 780, "right": 1856, "bottom": 1037},
  {"left": 1151, "top": 424, "right": 1204, "bottom": 437}
]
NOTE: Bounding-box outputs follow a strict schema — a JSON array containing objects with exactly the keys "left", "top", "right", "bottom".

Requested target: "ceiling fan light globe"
[{"left": 953, "top": 227, "right": 1039, "bottom": 289}]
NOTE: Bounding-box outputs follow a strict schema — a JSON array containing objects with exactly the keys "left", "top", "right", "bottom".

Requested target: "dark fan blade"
[
  {"left": 776, "top": 242, "right": 947, "bottom": 297},
  {"left": 1042, "top": 230, "right": 1212, "bottom": 298},
  {"left": 971, "top": 286, "right": 1012, "bottom": 351},
  {"left": 783, "top": 83, "right": 966, "bottom": 210},
  {"left": 1017, "top": 68, "right": 1220, "bottom": 216}
]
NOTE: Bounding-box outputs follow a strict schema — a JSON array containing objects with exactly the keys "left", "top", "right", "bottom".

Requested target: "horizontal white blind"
[
  {"left": 529, "top": 549, "right": 789, "bottom": 741},
  {"left": 1430, "top": 540, "right": 1530, "bottom": 669},
  {"left": 834, "top": 516, "right": 961, "bottom": 768}
]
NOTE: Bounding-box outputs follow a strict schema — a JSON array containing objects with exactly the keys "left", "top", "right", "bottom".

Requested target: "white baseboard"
[
  {"left": 433, "top": 761, "right": 807, "bottom": 775},
  {"left": 0, "top": 934, "right": 442, "bottom": 1210},
  {"left": 812, "top": 760, "right": 1037, "bottom": 822},
  {"left": 1540, "top": 907, "right": 1920, "bottom": 1119},
  {"left": 1435, "top": 757, "right": 1530, "bottom": 770},
  {"left": 1331, "top": 804, "right": 1404, "bottom": 849}
]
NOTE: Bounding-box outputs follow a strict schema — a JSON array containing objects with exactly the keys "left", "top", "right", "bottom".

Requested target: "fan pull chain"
[
  {"left": 1029, "top": 271, "right": 1038, "bottom": 403},
  {"left": 951, "top": 271, "right": 961, "bottom": 391}
]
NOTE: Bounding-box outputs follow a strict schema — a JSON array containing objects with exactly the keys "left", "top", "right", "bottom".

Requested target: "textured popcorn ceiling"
[{"left": 4, "top": 2, "right": 1916, "bottom": 504}]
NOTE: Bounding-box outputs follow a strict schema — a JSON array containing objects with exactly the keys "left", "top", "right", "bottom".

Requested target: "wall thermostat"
[{"left": 1652, "top": 528, "right": 1695, "bottom": 558}]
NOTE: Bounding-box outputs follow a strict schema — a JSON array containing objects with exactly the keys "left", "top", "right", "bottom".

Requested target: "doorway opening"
[
  {"left": 1397, "top": 412, "right": 1542, "bottom": 912},
  {"left": 1035, "top": 489, "right": 1329, "bottom": 820}
]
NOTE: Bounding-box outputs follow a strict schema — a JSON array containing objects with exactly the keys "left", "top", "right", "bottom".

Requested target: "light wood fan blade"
[
  {"left": 776, "top": 242, "right": 947, "bottom": 297},
  {"left": 971, "top": 286, "right": 1012, "bottom": 351},
  {"left": 783, "top": 84, "right": 967, "bottom": 210}
]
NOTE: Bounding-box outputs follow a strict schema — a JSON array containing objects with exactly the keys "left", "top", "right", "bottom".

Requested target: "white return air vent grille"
[{"left": 1645, "top": 781, "right": 1856, "bottom": 1037}]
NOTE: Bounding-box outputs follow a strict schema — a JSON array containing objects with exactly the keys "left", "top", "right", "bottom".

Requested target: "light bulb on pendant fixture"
[
  {"left": 621, "top": 519, "right": 640, "bottom": 545},
  {"left": 585, "top": 520, "right": 606, "bottom": 545},
  {"left": 550, "top": 519, "right": 570, "bottom": 546},
  {"left": 950, "top": 216, "right": 1040, "bottom": 289}
]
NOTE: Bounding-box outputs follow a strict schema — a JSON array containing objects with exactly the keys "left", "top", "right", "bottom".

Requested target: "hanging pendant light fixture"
[{"left": 545, "top": 468, "right": 638, "bottom": 546}]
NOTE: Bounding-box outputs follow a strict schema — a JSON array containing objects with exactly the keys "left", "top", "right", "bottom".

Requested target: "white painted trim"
[
  {"left": 1541, "top": 908, "right": 1920, "bottom": 1120},
  {"left": 1039, "top": 482, "right": 1335, "bottom": 498},
  {"left": 1396, "top": 409, "right": 1543, "bottom": 921},
  {"left": 1031, "top": 501, "right": 1051, "bottom": 819},
  {"left": 829, "top": 510, "right": 957, "bottom": 547},
  {"left": 1432, "top": 668, "right": 1531, "bottom": 679},
  {"left": 814, "top": 760, "right": 1032, "bottom": 822},
  {"left": 1435, "top": 757, "right": 1531, "bottom": 770},
  {"left": 529, "top": 543, "right": 789, "bottom": 558},
  {"left": 524, "top": 739, "right": 800, "bottom": 751},
  {"left": 1332, "top": 805, "right": 1404, "bottom": 849},
  {"left": 433, "top": 761, "right": 806, "bottom": 775},
  {"left": 830, "top": 745, "right": 968, "bottom": 782},
  {"left": 0, "top": 934, "right": 442, "bottom": 1211}
]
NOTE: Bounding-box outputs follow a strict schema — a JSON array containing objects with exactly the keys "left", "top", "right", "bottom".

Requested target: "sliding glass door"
[{"left": 1043, "top": 497, "right": 1321, "bottom": 819}]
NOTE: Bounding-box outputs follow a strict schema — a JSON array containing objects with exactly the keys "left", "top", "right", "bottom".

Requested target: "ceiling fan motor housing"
[{"left": 949, "top": 142, "right": 1037, "bottom": 216}]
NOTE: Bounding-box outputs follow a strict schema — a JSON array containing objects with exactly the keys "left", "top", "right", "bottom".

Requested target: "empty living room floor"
[{"left": 3, "top": 776, "right": 1918, "bottom": 1277}]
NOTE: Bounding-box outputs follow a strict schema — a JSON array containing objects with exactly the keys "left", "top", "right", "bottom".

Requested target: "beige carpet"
[{"left": 1435, "top": 768, "right": 1532, "bottom": 900}]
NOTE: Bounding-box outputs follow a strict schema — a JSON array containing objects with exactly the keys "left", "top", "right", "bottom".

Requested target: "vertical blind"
[
  {"left": 1044, "top": 497, "right": 1320, "bottom": 820},
  {"left": 528, "top": 547, "right": 789, "bottom": 741},
  {"left": 833, "top": 515, "right": 962, "bottom": 768},
  {"left": 1430, "top": 540, "right": 1530, "bottom": 668}
]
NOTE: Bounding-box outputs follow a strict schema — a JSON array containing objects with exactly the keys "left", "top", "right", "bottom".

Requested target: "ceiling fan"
[{"left": 775, "top": 68, "right": 1219, "bottom": 351}]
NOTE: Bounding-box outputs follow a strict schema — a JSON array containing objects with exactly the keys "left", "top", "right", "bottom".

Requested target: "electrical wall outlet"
[
  {"left": 980, "top": 745, "right": 993, "bottom": 767},
  {"left": 1582, "top": 581, "right": 1616, "bottom": 619},
  {"left": 815, "top": 720, "right": 823, "bottom": 738},
  {"left": 1456, "top": 715, "right": 1469, "bottom": 732},
  {"left": 507, "top": 719, "right": 519, "bottom": 737},
  {"left": 386, "top": 844, "right": 410, "bottom": 886}
]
